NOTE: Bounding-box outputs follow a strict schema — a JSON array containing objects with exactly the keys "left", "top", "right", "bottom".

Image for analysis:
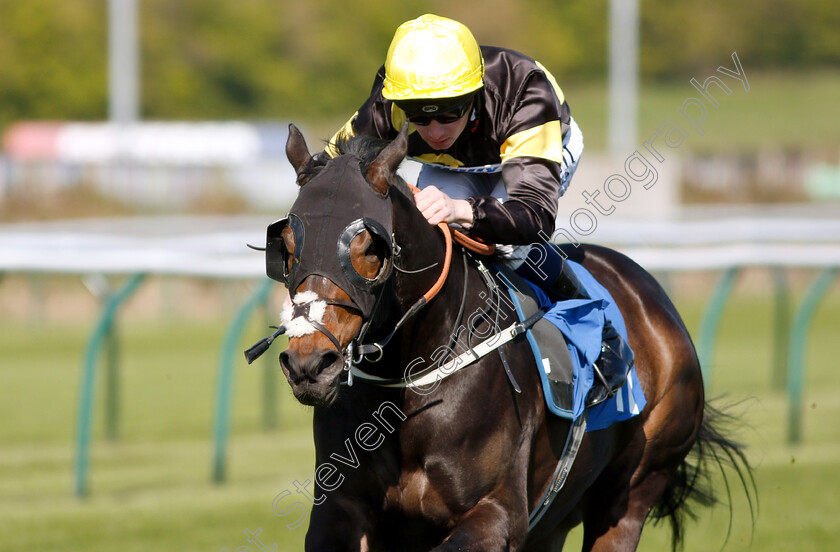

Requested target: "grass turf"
[{"left": 0, "top": 278, "right": 838, "bottom": 551}]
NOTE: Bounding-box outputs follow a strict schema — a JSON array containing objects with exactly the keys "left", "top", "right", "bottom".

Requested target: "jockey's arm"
[
  {"left": 463, "top": 63, "right": 583, "bottom": 246},
  {"left": 466, "top": 118, "right": 579, "bottom": 245}
]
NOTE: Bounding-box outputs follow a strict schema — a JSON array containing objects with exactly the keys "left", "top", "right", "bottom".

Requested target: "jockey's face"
[{"left": 413, "top": 112, "right": 470, "bottom": 152}]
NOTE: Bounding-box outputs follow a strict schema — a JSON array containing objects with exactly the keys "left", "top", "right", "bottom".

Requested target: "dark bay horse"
[{"left": 263, "top": 124, "right": 753, "bottom": 551}]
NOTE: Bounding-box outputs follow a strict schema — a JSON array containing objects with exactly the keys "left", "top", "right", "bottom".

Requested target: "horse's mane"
[{"left": 299, "top": 134, "right": 413, "bottom": 198}]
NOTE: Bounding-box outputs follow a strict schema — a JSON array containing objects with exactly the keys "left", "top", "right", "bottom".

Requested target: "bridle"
[
  {"left": 244, "top": 179, "right": 496, "bottom": 386},
  {"left": 244, "top": 212, "right": 454, "bottom": 366}
]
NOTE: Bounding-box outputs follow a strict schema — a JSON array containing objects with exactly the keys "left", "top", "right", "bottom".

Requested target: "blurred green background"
[{"left": 2, "top": 0, "right": 839, "bottom": 148}]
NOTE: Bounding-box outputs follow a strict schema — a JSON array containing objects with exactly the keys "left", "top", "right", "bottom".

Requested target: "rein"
[
  {"left": 348, "top": 184, "right": 491, "bottom": 364},
  {"left": 245, "top": 181, "right": 496, "bottom": 372},
  {"left": 349, "top": 216, "right": 452, "bottom": 362},
  {"left": 423, "top": 221, "right": 453, "bottom": 301},
  {"left": 406, "top": 183, "right": 495, "bottom": 257},
  {"left": 348, "top": 256, "right": 542, "bottom": 390}
]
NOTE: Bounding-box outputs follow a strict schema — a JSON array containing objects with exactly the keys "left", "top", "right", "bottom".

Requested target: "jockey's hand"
[{"left": 414, "top": 185, "right": 474, "bottom": 229}]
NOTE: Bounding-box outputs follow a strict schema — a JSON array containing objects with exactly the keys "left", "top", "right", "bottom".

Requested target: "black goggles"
[{"left": 403, "top": 100, "right": 473, "bottom": 126}]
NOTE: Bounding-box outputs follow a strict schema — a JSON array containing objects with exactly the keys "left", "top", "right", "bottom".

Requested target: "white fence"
[
  {"left": 2, "top": 210, "right": 839, "bottom": 276},
  {"left": 1, "top": 208, "right": 838, "bottom": 495}
]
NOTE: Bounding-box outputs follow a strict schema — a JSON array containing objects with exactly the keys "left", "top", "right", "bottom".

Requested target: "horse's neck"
[
  {"left": 390, "top": 186, "right": 450, "bottom": 304},
  {"left": 387, "top": 188, "right": 458, "bottom": 309},
  {"left": 390, "top": 196, "right": 484, "bottom": 358}
]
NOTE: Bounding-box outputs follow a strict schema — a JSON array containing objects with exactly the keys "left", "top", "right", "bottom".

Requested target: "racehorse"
[{"left": 258, "top": 124, "right": 754, "bottom": 551}]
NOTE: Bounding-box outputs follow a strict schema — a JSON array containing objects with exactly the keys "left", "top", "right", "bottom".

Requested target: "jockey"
[
  {"left": 329, "top": 13, "right": 582, "bottom": 255},
  {"left": 328, "top": 14, "right": 631, "bottom": 388}
]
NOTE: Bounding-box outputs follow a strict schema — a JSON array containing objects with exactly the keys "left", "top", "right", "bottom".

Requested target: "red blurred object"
[{"left": 2, "top": 122, "right": 63, "bottom": 161}]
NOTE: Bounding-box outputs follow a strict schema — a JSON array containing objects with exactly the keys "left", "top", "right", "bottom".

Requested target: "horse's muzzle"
[{"left": 279, "top": 348, "right": 344, "bottom": 406}]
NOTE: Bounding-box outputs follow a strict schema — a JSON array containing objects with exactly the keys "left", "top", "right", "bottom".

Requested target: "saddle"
[
  {"left": 491, "top": 263, "right": 637, "bottom": 422},
  {"left": 488, "top": 262, "right": 645, "bottom": 529}
]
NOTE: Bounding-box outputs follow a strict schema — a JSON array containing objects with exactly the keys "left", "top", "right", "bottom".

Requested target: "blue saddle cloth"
[{"left": 517, "top": 261, "right": 647, "bottom": 432}]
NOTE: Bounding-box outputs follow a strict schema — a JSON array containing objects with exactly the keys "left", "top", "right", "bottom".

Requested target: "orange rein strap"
[
  {"left": 406, "top": 182, "right": 496, "bottom": 264},
  {"left": 425, "top": 222, "right": 452, "bottom": 302},
  {"left": 348, "top": 183, "right": 485, "bottom": 362},
  {"left": 452, "top": 229, "right": 495, "bottom": 256}
]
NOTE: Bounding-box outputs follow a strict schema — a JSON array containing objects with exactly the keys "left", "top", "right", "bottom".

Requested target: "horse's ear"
[
  {"left": 286, "top": 124, "right": 312, "bottom": 181},
  {"left": 367, "top": 121, "right": 408, "bottom": 195}
]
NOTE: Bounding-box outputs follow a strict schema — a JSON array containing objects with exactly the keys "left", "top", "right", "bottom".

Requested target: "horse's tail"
[{"left": 650, "top": 400, "right": 758, "bottom": 551}]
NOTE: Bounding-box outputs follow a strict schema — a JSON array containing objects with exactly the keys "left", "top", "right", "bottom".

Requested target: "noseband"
[
  {"left": 244, "top": 216, "right": 453, "bottom": 366},
  {"left": 244, "top": 171, "right": 493, "bottom": 379},
  {"left": 280, "top": 291, "right": 362, "bottom": 351}
]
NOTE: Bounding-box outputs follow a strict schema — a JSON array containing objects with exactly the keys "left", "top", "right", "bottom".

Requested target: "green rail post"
[
  {"left": 75, "top": 273, "right": 146, "bottom": 497},
  {"left": 772, "top": 268, "right": 791, "bottom": 390},
  {"left": 262, "top": 300, "right": 279, "bottom": 431},
  {"left": 104, "top": 320, "right": 120, "bottom": 441},
  {"left": 212, "top": 278, "right": 274, "bottom": 484},
  {"left": 787, "top": 267, "right": 838, "bottom": 445},
  {"left": 698, "top": 266, "right": 739, "bottom": 388}
]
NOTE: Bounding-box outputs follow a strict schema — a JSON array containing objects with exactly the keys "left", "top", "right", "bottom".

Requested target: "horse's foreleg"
[
  {"left": 580, "top": 470, "right": 671, "bottom": 552},
  {"left": 431, "top": 495, "right": 528, "bottom": 552},
  {"left": 304, "top": 495, "right": 369, "bottom": 552}
]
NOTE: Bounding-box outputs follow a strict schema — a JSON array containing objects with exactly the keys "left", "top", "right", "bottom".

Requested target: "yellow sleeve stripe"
[
  {"left": 413, "top": 153, "right": 465, "bottom": 167},
  {"left": 500, "top": 120, "right": 565, "bottom": 165},
  {"left": 326, "top": 112, "right": 359, "bottom": 158},
  {"left": 535, "top": 60, "right": 565, "bottom": 105}
]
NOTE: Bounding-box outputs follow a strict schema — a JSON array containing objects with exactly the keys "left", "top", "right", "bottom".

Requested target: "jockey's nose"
[
  {"left": 427, "top": 120, "right": 447, "bottom": 139},
  {"left": 279, "top": 348, "right": 342, "bottom": 383}
]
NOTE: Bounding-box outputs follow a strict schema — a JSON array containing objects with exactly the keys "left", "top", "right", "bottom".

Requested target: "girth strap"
[{"left": 527, "top": 411, "right": 588, "bottom": 532}]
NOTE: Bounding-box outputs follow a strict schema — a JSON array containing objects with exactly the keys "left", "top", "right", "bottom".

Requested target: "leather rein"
[
  {"left": 405, "top": 182, "right": 495, "bottom": 301},
  {"left": 244, "top": 184, "right": 496, "bottom": 375},
  {"left": 345, "top": 185, "right": 493, "bottom": 375}
]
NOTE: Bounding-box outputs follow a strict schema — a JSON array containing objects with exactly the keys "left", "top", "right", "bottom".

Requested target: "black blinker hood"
[{"left": 266, "top": 155, "right": 394, "bottom": 317}]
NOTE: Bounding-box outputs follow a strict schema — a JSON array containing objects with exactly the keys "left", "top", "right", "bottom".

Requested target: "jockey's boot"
[{"left": 543, "top": 256, "right": 635, "bottom": 406}]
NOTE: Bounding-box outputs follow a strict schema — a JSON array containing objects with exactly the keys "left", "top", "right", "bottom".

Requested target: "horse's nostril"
[
  {"left": 280, "top": 349, "right": 341, "bottom": 384},
  {"left": 301, "top": 350, "right": 341, "bottom": 381},
  {"left": 279, "top": 351, "right": 301, "bottom": 384},
  {"left": 317, "top": 350, "right": 342, "bottom": 373}
]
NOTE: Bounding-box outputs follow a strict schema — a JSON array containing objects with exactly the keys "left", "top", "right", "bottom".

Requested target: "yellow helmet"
[{"left": 382, "top": 14, "right": 484, "bottom": 102}]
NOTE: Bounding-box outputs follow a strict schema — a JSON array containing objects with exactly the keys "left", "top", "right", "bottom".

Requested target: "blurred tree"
[
  {"left": 805, "top": 0, "right": 840, "bottom": 64},
  {"left": 0, "top": 0, "right": 838, "bottom": 132},
  {"left": 0, "top": 0, "right": 107, "bottom": 125}
]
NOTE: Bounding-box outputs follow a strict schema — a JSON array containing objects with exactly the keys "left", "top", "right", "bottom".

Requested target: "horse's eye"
[
  {"left": 350, "top": 231, "right": 384, "bottom": 280},
  {"left": 339, "top": 218, "right": 393, "bottom": 289},
  {"left": 281, "top": 226, "right": 296, "bottom": 275}
]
